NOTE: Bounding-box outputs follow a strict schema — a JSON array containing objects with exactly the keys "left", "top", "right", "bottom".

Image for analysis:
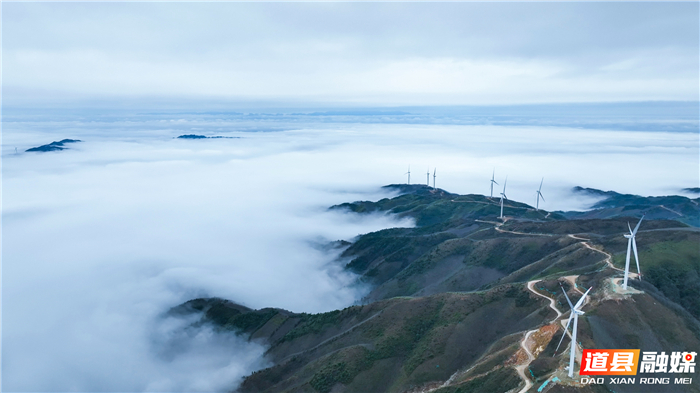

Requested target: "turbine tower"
[
  {"left": 490, "top": 169, "right": 499, "bottom": 198},
  {"left": 405, "top": 166, "right": 411, "bottom": 185},
  {"left": 623, "top": 215, "right": 645, "bottom": 289},
  {"left": 536, "top": 178, "right": 545, "bottom": 211},
  {"left": 555, "top": 285, "right": 592, "bottom": 378},
  {"left": 426, "top": 169, "right": 430, "bottom": 186},
  {"left": 499, "top": 177, "right": 508, "bottom": 219},
  {"left": 433, "top": 168, "right": 437, "bottom": 189}
]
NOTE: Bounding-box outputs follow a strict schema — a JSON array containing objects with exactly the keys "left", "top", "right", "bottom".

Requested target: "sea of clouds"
[{"left": 2, "top": 111, "right": 698, "bottom": 391}]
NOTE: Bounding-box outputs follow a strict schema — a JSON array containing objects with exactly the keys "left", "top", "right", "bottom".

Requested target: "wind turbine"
[
  {"left": 426, "top": 169, "right": 430, "bottom": 186},
  {"left": 622, "top": 215, "right": 645, "bottom": 290},
  {"left": 405, "top": 166, "right": 411, "bottom": 185},
  {"left": 433, "top": 168, "right": 437, "bottom": 189},
  {"left": 555, "top": 285, "right": 592, "bottom": 378},
  {"left": 490, "top": 169, "right": 499, "bottom": 198},
  {"left": 499, "top": 177, "right": 508, "bottom": 219},
  {"left": 536, "top": 178, "right": 545, "bottom": 211}
]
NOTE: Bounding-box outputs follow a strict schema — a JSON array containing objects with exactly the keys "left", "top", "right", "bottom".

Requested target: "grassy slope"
[
  {"left": 337, "top": 189, "right": 606, "bottom": 302},
  {"left": 602, "top": 230, "right": 700, "bottom": 319},
  {"left": 191, "top": 286, "right": 554, "bottom": 393},
  {"left": 329, "top": 189, "right": 699, "bottom": 392}
]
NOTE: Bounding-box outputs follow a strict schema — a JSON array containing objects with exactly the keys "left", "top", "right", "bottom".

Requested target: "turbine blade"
[
  {"left": 539, "top": 177, "right": 544, "bottom": 191},
  {"left": 560, "top": 284, "right": 574, "bottom": 310},
  {"left": 628, "top": 222, "right": 633, "bottom": 235},
  {"left": 632, "top": 238, "right": 641, "bottom": 278},
  {"left": 540, "top": 192, "right": 545, "bottom": 202},
  {"left": 633, "top": 215, "right": 644, "bottom": 235},
  {"left": 574, "top": 287, "right": 592, "bottom": 310},
  {"left": 555, "top": 314, "right": 574, "bottom": 353}
]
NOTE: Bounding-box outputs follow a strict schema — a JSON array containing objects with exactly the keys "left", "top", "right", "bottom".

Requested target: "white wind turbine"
[
  {"left": 426, "top": 169, "right": 430, "bottom": 186},
  {"left": 555, "top": 285, "right": 592, "bottom": 378},
  {"left": 535, "top": 178, "right": 545, "bottom": 211},
  {"left": 622, "top": 215, "right": 645, "bottom": 290},
  {"left": 405, "top": 166, "right": 411, "bottom": 184},
  {"left": 490, "top": 169, "right": 499, "bottom": 198},
  {"left": 499, "top": 177, "right": 508, "bottom": 219},
  {"left": 433, "top": 168, "right": 437, "bottom": 189}
]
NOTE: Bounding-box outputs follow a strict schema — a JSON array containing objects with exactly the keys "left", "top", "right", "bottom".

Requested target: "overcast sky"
[{"left": 3, "top": 2, "right": 698, "bottom": 106}]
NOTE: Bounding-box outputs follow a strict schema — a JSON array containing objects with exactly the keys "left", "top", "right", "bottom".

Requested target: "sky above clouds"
[{"left": 3, "top": 2, "right": 699, "bottom": 106}]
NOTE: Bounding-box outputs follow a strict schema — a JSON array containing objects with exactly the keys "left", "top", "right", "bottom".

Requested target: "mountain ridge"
[{"left": 173, "top": 185, "right": 699, "bottom": 393}]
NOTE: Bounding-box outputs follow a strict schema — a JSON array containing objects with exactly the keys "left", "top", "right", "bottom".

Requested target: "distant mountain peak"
[
  {"left": 571, "top": 186, "right": 620, "bottom": 197},
  {"left": 565, "top": 186, "right": 699, "bottom": 226},
  {"left": 382, "top": 183, "right": 456, "bottom": 197},
  {"left": 176, "top": 134, "right": 239, "bottom": 139},
  {"left": 26, "top": 139, "right": 82, "bottom": 152}
]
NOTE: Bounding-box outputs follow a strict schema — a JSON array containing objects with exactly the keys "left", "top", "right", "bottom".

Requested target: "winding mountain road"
[
  {"left": 515, "top": 329, "right": 537, "bottom": 393},
  {"left": 513, "top": 280, "right": 566, "bottom": 393},
  {"left": 571, "top": 234, "right": 639, "bottom": 279},
  {"left": 423, "top": 216, "right": 627, "bottom": 392},
  {"left": 528, "top": 280, "right": 562, "bottom": 319}
]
